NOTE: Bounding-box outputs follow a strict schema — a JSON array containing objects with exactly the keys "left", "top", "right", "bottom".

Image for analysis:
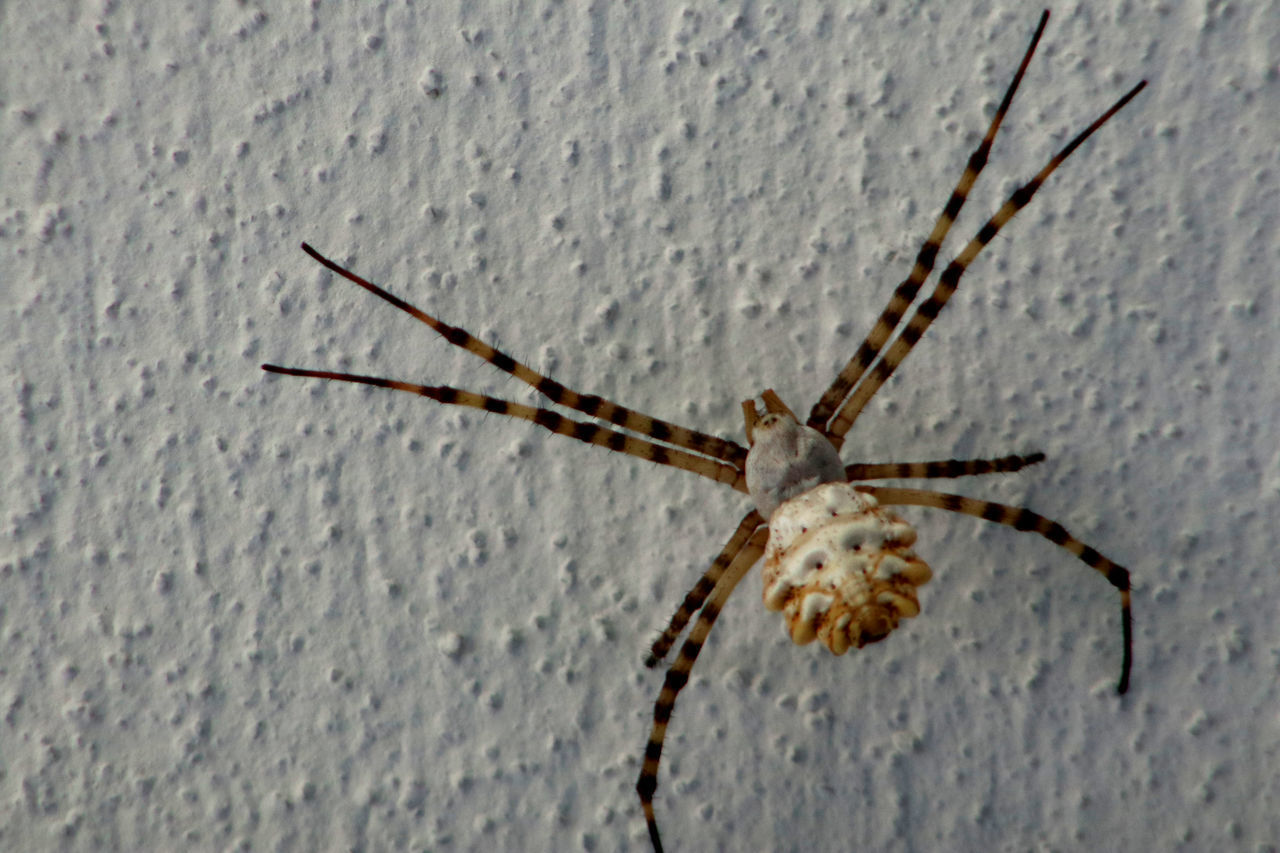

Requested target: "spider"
[{"left": 263, "top": 11, "right": 1145, "bottom": 851}]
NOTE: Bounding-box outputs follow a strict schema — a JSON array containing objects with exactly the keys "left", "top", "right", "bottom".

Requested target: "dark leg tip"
[{"left": 647, "top": 821, "right": 665, "bottom": 853}]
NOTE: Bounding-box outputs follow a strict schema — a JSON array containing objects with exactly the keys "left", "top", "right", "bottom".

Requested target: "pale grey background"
[{"left": 4, "top": 2, "right": 1278, "bottom": 851}]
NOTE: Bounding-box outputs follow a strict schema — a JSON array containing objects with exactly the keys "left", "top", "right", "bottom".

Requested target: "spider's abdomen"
[{"left": 762, "top": 483, "right": 932, "bottom": 655}]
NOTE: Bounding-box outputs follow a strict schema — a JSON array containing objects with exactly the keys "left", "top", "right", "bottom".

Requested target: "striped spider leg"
[{"left": 261, "top": 10, "right": 1145, "bottom": 853}]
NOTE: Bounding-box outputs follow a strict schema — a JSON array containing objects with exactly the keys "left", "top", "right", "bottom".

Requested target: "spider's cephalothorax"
[
  {"left": 263, "top": 11, "right": 1144, "bottom": 853},
  {"left": 743, "top": 391, "right": 845, "bottom": 517},
  {"left": 745, "top": 392, "right": 933, "bottom": 654}
]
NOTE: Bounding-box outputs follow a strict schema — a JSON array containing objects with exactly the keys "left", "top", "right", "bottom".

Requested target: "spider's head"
[{"left": 743, "top": 390, "right": 845, "bottom": 518}]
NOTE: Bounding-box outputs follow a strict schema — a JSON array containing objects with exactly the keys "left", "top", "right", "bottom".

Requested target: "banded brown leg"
[
  {"left": 858, "top": 485, "right": 1132, "bottom": 693},
  {"left": 844, "top": 452, "right": 1045, "bottom": 481},
  {"left": 261, "top": 366, "right": 747, "bottom": 492},
  {"left": 637, "top": 525, "right": 771, "bottom": 853},
  {"left": 644, "top": 510, "right": 765, "bottom": 668}
]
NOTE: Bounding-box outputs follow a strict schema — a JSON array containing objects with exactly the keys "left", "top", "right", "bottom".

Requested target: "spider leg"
[
  {"left": 298, "top": 243, "right": 747, "bottom": 467},
  {"left": 857, "top": 485, "right": 1132, "bottom": 693},
  {"left": 261, "top": 366, "right": 747, "bottom": 492},
  {"left": 845, "top": 451, "right": 1045, "bottom": 481},
  {"left": 644, "top": 510, "right": 765, "bottom": 668},
  {"left": 807, "top": 11, "right": 1050, "bottom": 434},
  {"left": 637, "top": 525, "right": 770, "bottom": 853},
  {"left": 824, "top": 79, "right": 1147, "bottom": 442}
]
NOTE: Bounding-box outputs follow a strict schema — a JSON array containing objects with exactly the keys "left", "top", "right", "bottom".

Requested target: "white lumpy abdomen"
[{"left": 762, "top": 482, "right": 933, "bottom": 655}]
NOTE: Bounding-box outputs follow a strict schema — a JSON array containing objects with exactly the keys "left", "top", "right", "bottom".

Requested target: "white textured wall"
[{"left": 4, "top": 3, "right": 1278, "bottom": 850}]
